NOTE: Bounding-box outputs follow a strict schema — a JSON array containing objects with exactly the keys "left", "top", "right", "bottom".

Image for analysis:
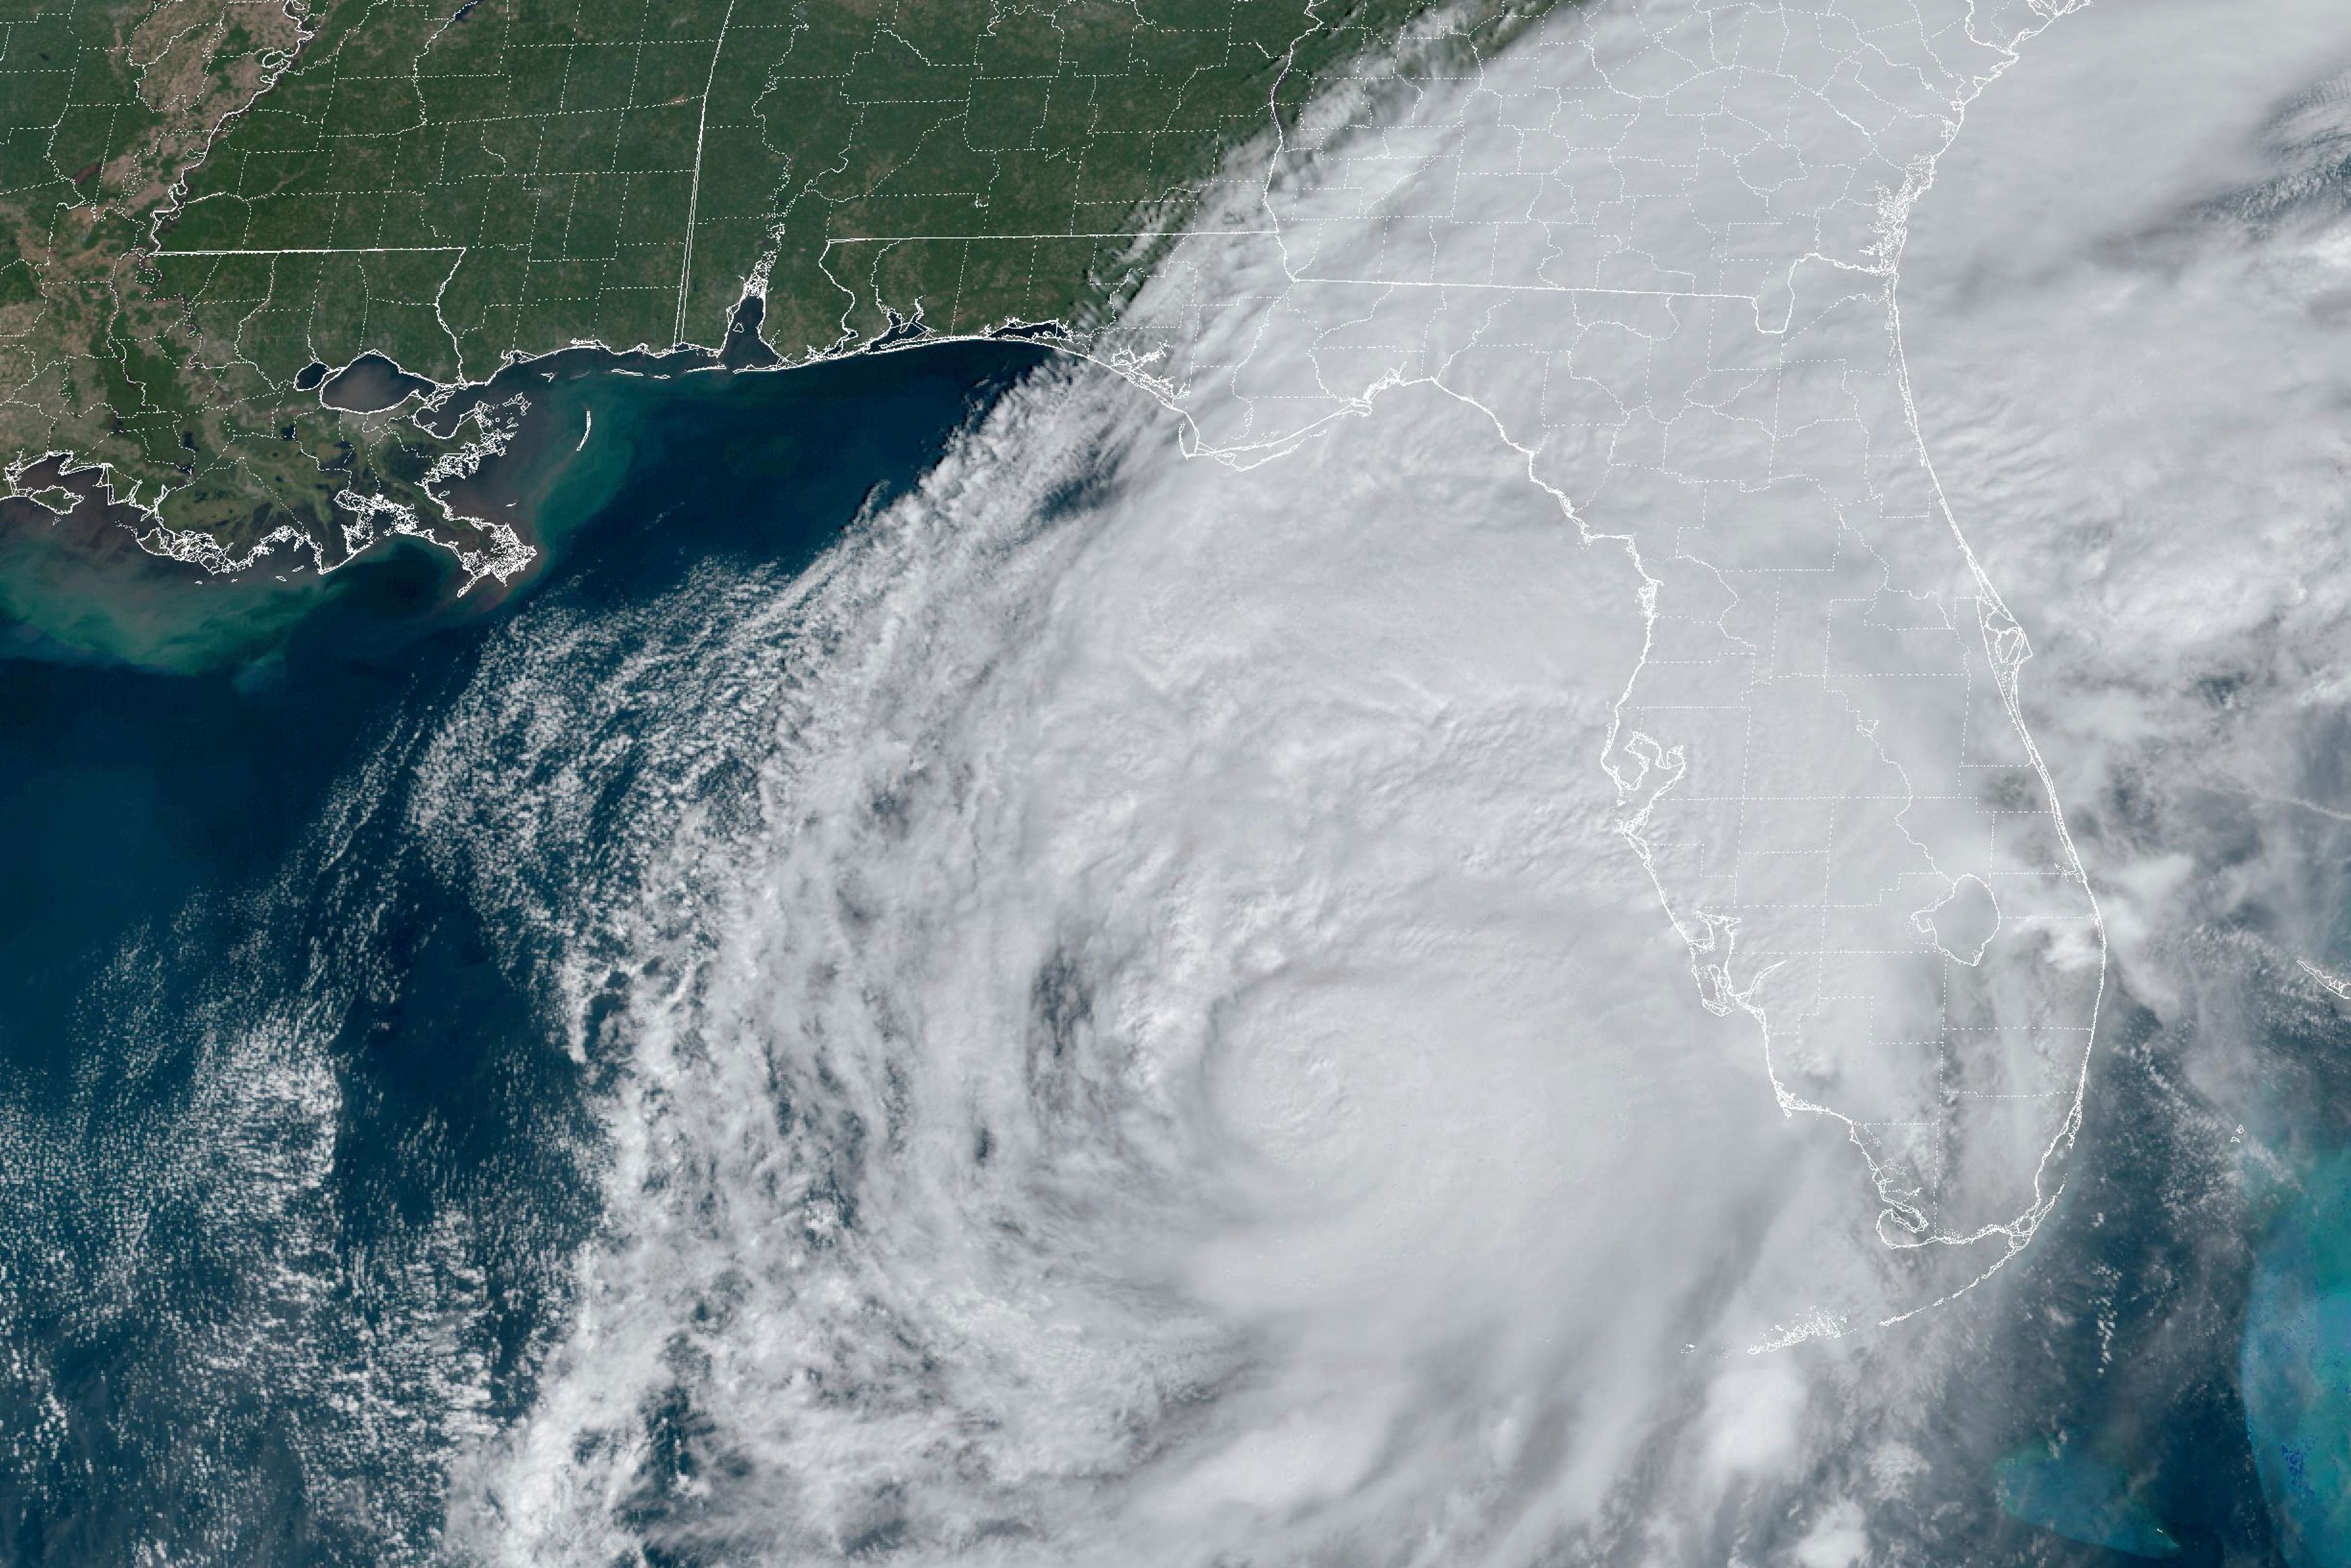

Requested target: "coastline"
[
  {"left": 0, "top": 321, "right": 1052, "bottom": 675},
  {"left": 0, "top": 327, "right": 1048, "bottom": 1090}
]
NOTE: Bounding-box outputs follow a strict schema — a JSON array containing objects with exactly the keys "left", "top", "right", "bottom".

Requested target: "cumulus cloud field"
[{"left": 385, "top": 0, "right": 2351, "bottom": 1561}]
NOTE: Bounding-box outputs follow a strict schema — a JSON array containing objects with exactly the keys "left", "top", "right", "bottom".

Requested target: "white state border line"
[
  {"left": 160, "top": 239, "right": 1755, "bottom": 302},
  {"left": 672, "top": 0, "right": 737, "bottom": 344},
  {"left": 162, "top": 246, "right": 467, "bottom": 254}
]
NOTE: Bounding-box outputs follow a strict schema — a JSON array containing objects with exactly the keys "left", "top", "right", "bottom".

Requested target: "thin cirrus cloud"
[
  {"left": 432, "top": 28, "right": 1910, "bottom": 1566},
  {"left": 434, "top": 329, "right": 1880, "bottom": 1568},
  {"left": 419, "top": 0, "right": 2351, "bottom": 1562},
  {"left": 1905, "top": 0, "right": 2351, "bottom": 1011}
]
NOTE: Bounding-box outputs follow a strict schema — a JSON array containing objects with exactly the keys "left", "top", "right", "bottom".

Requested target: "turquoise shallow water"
[
  {"left": 0, "top": 342, "right": 1044, "bottom": 1069},
  {"left": 1997, "top": 1448, "right": 2181, "bottom": 1558},
  {"left": 2244, "top": 1152, "right": 2351, "bottom": 1568},
  {"left": 2, "top": 332, "right": 2345, "bottom": 1566},
  {"left": 0, "top": 341, "right": 1044, "bottom": 1562}
]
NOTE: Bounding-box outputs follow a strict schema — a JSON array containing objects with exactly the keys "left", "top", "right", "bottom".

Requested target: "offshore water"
[
  {"left": 0, "top": 328, "right": 2339, "bottom": 1565},
  {"left": 0, "top": 342, "right": 1043, "bottom": 1563}
]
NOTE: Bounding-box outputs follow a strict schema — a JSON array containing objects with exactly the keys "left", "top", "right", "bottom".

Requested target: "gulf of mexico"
[{"left": 0, "top": 339, "right": 1046, "bottom": 1566}]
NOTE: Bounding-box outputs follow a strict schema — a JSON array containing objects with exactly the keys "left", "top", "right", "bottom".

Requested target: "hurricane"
[
  {"left": 20, "top": 0, "right": 2351, "bottom": 1562},
  {"left": 397, "top": 352, "right": 1870, "bottom": 1560}
]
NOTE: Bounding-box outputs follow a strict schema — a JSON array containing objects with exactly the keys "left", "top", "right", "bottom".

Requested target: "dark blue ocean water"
[
  {"left": 0, "top": 342, "right": 1043, "bottom": 1566},
  {"left": 0, "top": 332, "right": 2340, "bottom": 1568}
]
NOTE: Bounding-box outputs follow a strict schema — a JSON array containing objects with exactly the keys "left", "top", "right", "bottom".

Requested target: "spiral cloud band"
[{"left": 391, "top": 1, "right": 2158, "bottom": 1559}]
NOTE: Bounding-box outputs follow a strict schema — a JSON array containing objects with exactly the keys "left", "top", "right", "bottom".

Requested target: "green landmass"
[{"left": 0, "top": 0, "right": 1485, "bottom": 599}]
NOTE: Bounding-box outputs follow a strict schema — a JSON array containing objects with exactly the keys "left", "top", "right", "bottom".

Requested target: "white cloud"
[
  {"left": 438, "top": 340, "right": 1903, "bottom": 1563},
  {"left": 419, "top": 0, "right": 2351, "bottom": 1559},
  {"left": 1793, "top": 1498, "right": 1871, "bottom": 1567},
  {"left": 1700, "top": 1360, "right": 1810, "bottom": 1481},
  {"left": 1903, "top": 0, "right": 2351, "bottom": 1005},
  {"left": 1117, "top": 0, "right": 2110, "bottom": 1289}
]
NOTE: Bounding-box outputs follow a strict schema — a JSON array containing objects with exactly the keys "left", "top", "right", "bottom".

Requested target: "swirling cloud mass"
[{"left": 28, "top": 0, "right": 2351, "bottom": 1561}]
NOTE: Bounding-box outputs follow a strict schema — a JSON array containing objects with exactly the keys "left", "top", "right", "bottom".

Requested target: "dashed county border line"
[
  {"left": 170, "top": 240, "right": 1761, "bottom": 305},
  {"left": 161, "top": 247, "right": 470, "bottom": 255},
  {"left": 163, "top": 234, "right": 1283, "bottom": 252},
  {"left": 1099, "top": 0, "right": 2110, "bottom": 1324},
  {"left": 671, "top": 0, "right": 738, "bottom": 345},
  {"left": 831, "top": 236, "right": 1764, "bottom": 299},
  {"left": 0, "top": 0, "right": 1524, "bottom": 613}
]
